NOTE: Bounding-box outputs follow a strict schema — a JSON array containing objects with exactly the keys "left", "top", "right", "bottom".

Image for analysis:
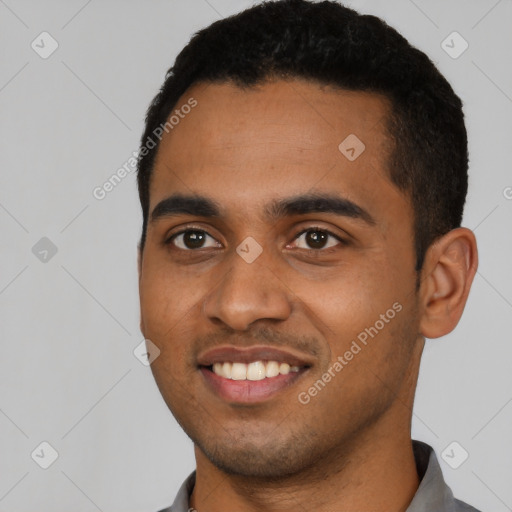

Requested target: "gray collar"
[{"left": 158, "top": 440, "right": 480, "bottom": 512}]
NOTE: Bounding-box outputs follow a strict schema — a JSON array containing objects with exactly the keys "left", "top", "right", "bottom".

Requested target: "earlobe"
[{"left": 419, "top": 228, "right": 478, "bottom": 339}]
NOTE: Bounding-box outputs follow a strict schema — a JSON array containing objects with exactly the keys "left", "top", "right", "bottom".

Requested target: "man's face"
[{"left": 139, "top": 79, "right": 423, "bottom": 477}]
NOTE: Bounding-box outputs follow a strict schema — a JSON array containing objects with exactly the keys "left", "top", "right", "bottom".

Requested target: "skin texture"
[{"left": 138, "top": 78, "right": 478, "bottom": 511}]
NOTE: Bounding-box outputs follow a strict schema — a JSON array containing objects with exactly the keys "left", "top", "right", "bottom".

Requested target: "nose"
[{"left": 202, "top": 247, "right": 292, "bottom": 331}]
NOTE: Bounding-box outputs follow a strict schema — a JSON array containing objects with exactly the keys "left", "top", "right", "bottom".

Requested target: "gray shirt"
[{"left": 157, "top": 440, "right": 481, "bottom": 512}]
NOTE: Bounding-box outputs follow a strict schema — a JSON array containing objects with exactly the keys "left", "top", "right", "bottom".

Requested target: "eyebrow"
[{"left": 150, "top": 192, "right": 376, "bottom": 226}]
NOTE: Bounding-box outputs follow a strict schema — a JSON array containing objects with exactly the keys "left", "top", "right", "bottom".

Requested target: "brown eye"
[
  {"left": 169, "top": 230, "right": 219, "bottom": 250},
  {"left": 292, "top": 228, "right": 345, "bottom": 250}
]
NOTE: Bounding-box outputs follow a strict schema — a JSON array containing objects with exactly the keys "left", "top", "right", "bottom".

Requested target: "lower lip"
[{"left": 200, "top": 367, "right": 307, "bottom": 403}]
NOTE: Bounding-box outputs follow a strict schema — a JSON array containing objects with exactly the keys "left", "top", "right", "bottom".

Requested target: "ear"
[{"left": 418, "top": 227, "right": 478, "bottom": 339}]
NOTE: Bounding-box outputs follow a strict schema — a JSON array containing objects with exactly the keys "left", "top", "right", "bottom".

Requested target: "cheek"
[
  {"left": 308, "top": 257, "right": 411, "bottom": 371},
  {"left": 139, "top": 265, "right": 194, "bottom": 374},
  {"left": 310, "top": 260, "right": 396, "bottom": 327},
  {"left": 140, "top": 256, "right": 197, "bottom": 331},
  {"left": 308, "top": 302, "right": 416, "bottom": 419}
]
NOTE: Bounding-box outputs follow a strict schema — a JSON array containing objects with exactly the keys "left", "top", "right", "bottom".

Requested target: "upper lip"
[{"left": 197, "top": 345, "right": 314, "bottom": 367}]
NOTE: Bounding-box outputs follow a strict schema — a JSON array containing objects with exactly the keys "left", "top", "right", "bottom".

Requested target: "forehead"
[{"left": 149, "top": 78, "right": 407, "bottom": 223}]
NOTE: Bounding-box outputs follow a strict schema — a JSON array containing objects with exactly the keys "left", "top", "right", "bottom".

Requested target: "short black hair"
[{"left": 136, "top": 0, "right": 468, "bottom": 272}]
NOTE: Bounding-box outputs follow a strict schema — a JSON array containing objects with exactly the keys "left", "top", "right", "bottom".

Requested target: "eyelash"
[{"left": 165, "top": 225, "right": 348, "bottom": 252}]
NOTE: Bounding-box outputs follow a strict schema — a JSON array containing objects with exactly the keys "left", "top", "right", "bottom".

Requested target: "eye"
[
  {"left": 166, "top": 226, "right": 346, "bottom": 252},
  {"left": 167, "top": 229, "right": 220, "bottom": 250},
  {"left": 290, "top": 227, "right": 346, "bottom": 251}
]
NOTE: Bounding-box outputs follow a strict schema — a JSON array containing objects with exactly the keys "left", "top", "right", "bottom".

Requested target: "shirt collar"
[
  {"left": 163, "top": 440, "right": 475, "bottom": 512},
  {"left": 406, "top": 440, "right": 457, "bottom": 511}
]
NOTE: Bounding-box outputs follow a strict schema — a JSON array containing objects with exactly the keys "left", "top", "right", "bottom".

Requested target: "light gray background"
[{"left": 0, "top": 1, "right": 511, "bottom": 511}]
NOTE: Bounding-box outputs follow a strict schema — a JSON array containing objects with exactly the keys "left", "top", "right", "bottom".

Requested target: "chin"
[
  {"left": 204, "top": 446, "right": 307, "bottom": 478},
  {"left": 193, "top": 429, "right": 321, "bottom": 479}
]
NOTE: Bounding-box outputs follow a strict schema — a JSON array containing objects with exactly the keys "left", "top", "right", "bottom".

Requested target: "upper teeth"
[{"left": 212, "top": 361, "right": 301, "bottom": 381}]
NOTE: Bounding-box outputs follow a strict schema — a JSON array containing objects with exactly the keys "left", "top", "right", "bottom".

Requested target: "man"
[{"left": 136, "top": 0, "right": 480, "bottom": 510}]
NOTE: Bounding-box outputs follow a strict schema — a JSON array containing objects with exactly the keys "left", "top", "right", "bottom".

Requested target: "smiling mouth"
[
  {"left": 205, "top": 360, "right": 303, "bottom": 381},
  {"left": 199, "top": 360, "right": 310, "bottom": 403},
  {"left": 197, "top": 345, "right": 314, "bottom": 403}
]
